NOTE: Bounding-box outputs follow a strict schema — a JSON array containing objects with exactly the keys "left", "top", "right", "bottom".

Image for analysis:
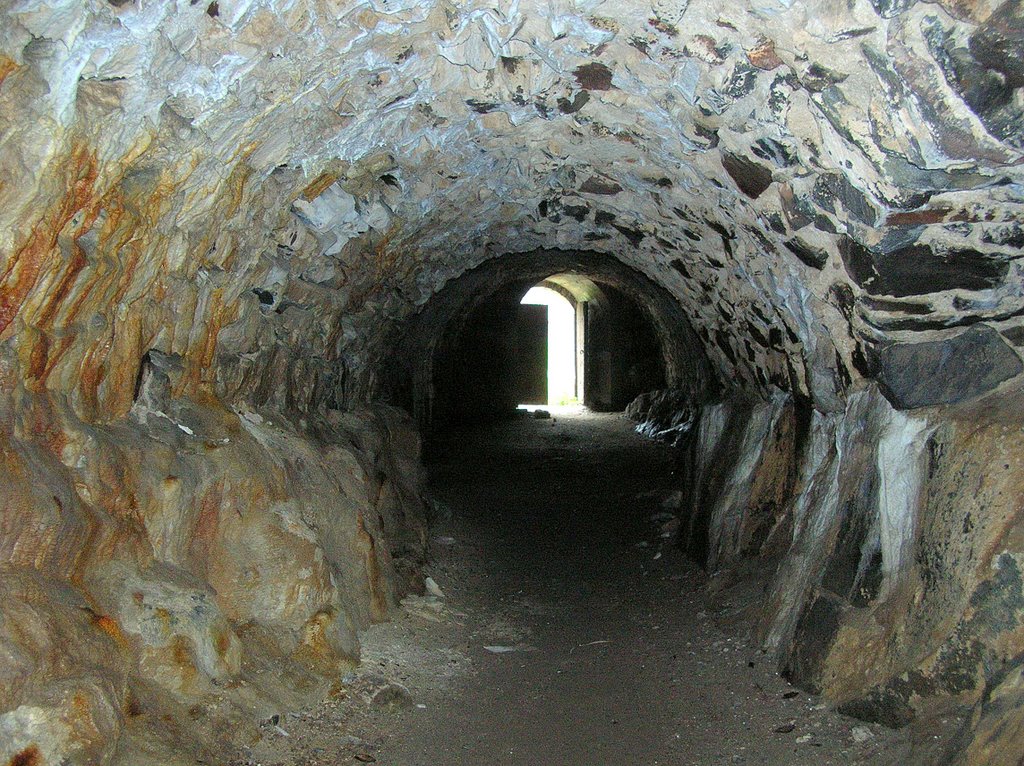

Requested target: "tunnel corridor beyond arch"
[{"left": 382, "top": 250, "right": 708, "bottom": 431}]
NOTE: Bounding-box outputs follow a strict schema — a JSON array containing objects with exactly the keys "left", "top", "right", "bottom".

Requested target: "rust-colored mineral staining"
[
  {"left": 0, "top": 146, "right": 99, "bottom": 336},
  {"left": 573, "top": 62, "right": 614, "bottom": 91},
  {"left": 8, "top": 746, "right": 42, "bottom": 766},
  {"left": 301, "top": 172, "right": 341, "bottom": 201},
  {"left": 747, "top": 38, "right": 783, "bottom": 70},
  {"left": 357, "top": 512, "right": 389, "bottom": 622},
  {"left": 0, "top": 56, "right": 20, "bottom": 89}
]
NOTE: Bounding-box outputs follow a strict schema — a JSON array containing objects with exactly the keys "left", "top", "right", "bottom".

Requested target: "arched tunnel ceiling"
[
  {"left": 542, "top": 274, "right": 604, "bottom": 304},
  {"left": 1, "top": 0, "right": 1023, "bottom": 417}
]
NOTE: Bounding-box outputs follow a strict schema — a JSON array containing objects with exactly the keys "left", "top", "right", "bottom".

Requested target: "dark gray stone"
[
  {"left": 573, "top": 62, "right": 613, "bottom": 90},
  {"left": 725, "top": 62, "right": 758, "bottom": 98},
  {"left": 779, "top": 191, "right": 815, "bottom": 229},
  {"left": 721, "top": 152, "right": 773, "bottom": 199},
  {"left": 943, "top": 221, "right": 973, "bottom": 237},
  {"left": 579, "top": 175, "right": 623, "bottom": 195},
  {"left": 822, "top": 468, "right": 882, "bottom": 605},
  {"left": 1003, "top": 326, "right": 1024, "bottom": 345},
  {"left": 872, "top": 325, "right": 1024, "bottom": 409},
  {"left": 838, "top": 237, "right": 877, "bottom": 286},
  {"left": 837, "top": 687, "right": 917, "bottom": 728},
  {"left": 812, "top": 173, "right": 876, "bottom": 226},
  {"left": 465, "top": 99, "right": 499, "bottom": 113},
  {"left": 784, "top": 237, "right": 829, "bottom": 269},
  {"left": 768, "top": 73, "right": 797, "bottom": 116},
  {"left": 783, "top": 593, "right": 847, "bottom": 694},
  {"left": 883, "top": 245, "right": 1009, "bottom": 295},
  {"left": 861, "top": 296, "right": 933, "bottom": 315},
  {"left": 924, "top": 15, "right": 1024, "bottom": 148},
  {"left": 612, "top": 223, "right": 644, "bottom": 247},
  {"left": 751, "top": 137, "right": 797, "bottom": 167},
  {"left": 561, "top": 203, "right": 589, "bottom": 222},
  {"left": 970, "top": 0, "right": 1024, "bottom": 88},
  {"left": 766, "top": 212, "right": 787, "bottom": 234},
  {"left": 839, "top": 238, "right": 1010, "bottom": 297},
  {"left": 802, "top": 62, "right": 849, "bottom": 92},
  {"left": 693, "top": 123, "right": 720, "bottom": 148},
  {"left": 704, "top": 218, "right": 735, "bottom": 256},
  {"left": 556, "top": 90, "right": 590, "bottom": 113},
  {"left": 982, "top": 224, "right": 1024, "bottom": 248},
  {"left": 813, "top": 215, "right": 838, "bottom": 234},
  {"left": 877, "top": 225, "right": 924, "bottom": 254}
]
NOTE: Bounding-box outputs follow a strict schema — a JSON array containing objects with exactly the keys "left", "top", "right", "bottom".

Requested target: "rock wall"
[
  {"left": 649, "top": 383, "right": 1024, "bottom": 765},
  {"left": 1, "top": 0, "right": 1023, "bottom": 762},
  {"left": 0, "top": 378, "right": 427, "bottom": 765}
]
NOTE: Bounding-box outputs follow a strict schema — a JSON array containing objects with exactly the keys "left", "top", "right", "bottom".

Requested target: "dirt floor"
[{"left": 232, "top": 410, "right": 913, "bottom": 766}]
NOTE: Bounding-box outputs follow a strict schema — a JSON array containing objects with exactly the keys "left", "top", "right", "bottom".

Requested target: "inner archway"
[{"left": 388, "top": 252, "right": 692, "bottom": 428}]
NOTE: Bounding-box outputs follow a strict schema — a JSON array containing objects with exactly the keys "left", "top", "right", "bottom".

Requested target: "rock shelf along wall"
[{"left": 1, "top": 0, "right": 1023, "bottom": 763}]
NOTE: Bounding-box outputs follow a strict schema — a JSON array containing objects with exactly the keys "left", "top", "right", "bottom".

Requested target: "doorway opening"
[{"left": 517, "top": 284, "right": 580, "bottom": 410}]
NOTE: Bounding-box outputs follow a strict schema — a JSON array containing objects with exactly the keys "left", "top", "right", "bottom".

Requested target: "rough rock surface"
[
  {"left": 0, "top": 393, "right": 426, "bottom": 765},
  {"left": 871, "top": 324, "right": 1023, "bottom": 408},
  {"left": 1, "top": 0, "right": 1023, "bottom": 762},
  {"left": 0, "top": 0, "right": 1021, "bottom": 417},
  {"left": 625, "top": 387, "right": 700, "bottom": 446},
  {"left": 657, "top": 383, "right": 1024, "bottom": 766}
]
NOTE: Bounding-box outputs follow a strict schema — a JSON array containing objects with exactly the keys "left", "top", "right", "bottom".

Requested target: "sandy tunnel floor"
[{"left": 232, "top": 411, "right": 916, "bottom": 766}]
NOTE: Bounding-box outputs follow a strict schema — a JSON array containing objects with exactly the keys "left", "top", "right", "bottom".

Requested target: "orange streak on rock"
[
  {"left": 34, "top": 335, "right": 74, "bottom": 391},
  {"left": 373, "top": 225, "right": 398, "bottom": 275},
  {"left": 222, "top": 163, "right": 251, "bottom": 221},
  {"left": 215, "top": 627, "right": 232, "bottom": 656},
  {"left": 110, "top": 241, "right": 141, "bottom": 307},
  {"left": 171, "top": 636, "right": 198, "bottom": 684},
  {"left": 31, "top": 183, "right": 149, "bottom": 404},
  {"left": 189, "top": 481, "right": 224, "bottom": 573},
  {"left": 0, "top": 56, "right": 19, "bottom": 88},
  {"left": 26, "top": 329, "right": 51, "bottom": 383},
  {"left": 93, "top": 614, "right": 131, "bottom": 649},
  {"left": 198, "top": 291, "right": 224, "bottom": 384},
  {"left": 76, "top": 335, "right": 112, "bottom": 417},
  {"left": 175, "top": 288, "right": 226, "bottom": 402},
  {"left": 301, "top": 172, "right": 339, "bottom": 201},
  {"left": 33, "top": 193, "right": 105, "bottom": 332},
  {"left": 0, "top": 143, "right": 99, "bottom": 337}
]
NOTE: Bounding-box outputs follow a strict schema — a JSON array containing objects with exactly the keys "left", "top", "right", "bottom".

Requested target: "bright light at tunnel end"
[{"left": 521, "top": 285, "right": 578, "bottom": 409}]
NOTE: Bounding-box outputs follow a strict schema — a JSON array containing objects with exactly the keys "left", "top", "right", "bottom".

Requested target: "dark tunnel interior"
[{"left": 426, "top": 275, "right": 666, "bottom": 424}]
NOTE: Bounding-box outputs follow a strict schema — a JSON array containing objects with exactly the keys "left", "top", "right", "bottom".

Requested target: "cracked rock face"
[
  {"left": 1, "top": 0, "right": 1023, "bottom": 763},
  {"left": 1, "top": 0, "right": 1022, "bottom": 417}
]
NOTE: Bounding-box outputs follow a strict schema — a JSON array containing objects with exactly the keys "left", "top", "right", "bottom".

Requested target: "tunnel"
[
  {"left": 0, "top": 0, "right": 1023, "bottom": 763},
  {"left": 384, "top": 249, "right": 712, "bottom": 426}
]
